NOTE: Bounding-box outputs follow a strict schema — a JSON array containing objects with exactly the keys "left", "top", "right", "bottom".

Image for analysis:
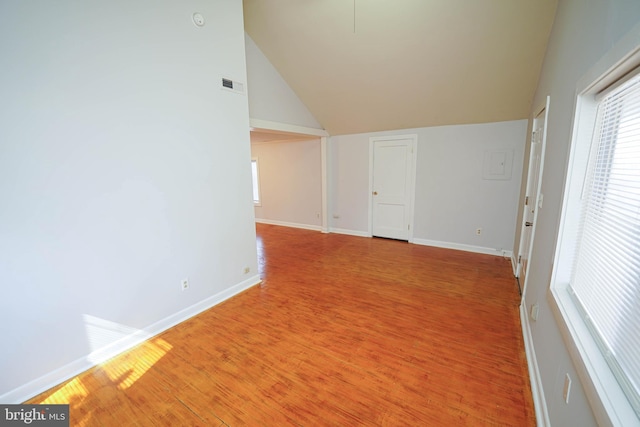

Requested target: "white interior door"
[
  {"left": 371, "top": 136, "right": 416, "bottom": 240},
  {"left": 517, "top": 97, "right": 550, "bottom": 295}
]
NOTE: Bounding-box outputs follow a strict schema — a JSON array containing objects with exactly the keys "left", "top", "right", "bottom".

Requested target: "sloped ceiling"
[{"left": 243, "top": 0, "right": 557, "bottom": 136}]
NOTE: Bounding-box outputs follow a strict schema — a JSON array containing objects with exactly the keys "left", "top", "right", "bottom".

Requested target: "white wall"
[
  {"left": 252, "top": 140, "right": 322, "bottom": 229},
  {"left": 245, "top": 34, "right": 323, "bottom": 129},
  {"left": 329, "top": 120, "right": 527, "bottom": 253},
  {"left": 517, "top": 1, "right": 640, "bottom": 425},
  {"left": 414, "top": 121, "right": 526, "bottom": 253},
  {"left": 0, "top": 0, "right": 259, "bottom": 402},
  {"left": 329, "top": 135, "right": 372, "bottom": 235}
]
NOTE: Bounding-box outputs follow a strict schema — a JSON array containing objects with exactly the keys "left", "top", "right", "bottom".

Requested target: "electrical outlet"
[
  {"left": 181, "top": 278, "right": 189, "bottom": 292},
  {"left": 530, "top": 303, "right": 539, "bottom": 321},
  {"left": 476, "top": 228, "right": 482, "bottom": 236},
  {"left": 243, "top": 267, "right": 250, "bottom": 275}
]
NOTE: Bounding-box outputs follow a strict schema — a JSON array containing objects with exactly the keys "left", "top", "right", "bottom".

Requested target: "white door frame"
[
  {"left": 249, "top": 119, "right": 330, "bottom": 233},
  {"left": 516, "top": 96, "right": 550, "bottom": 300},
  {"left": 368, "top": 134, "right": 418, "bottom": 242}
]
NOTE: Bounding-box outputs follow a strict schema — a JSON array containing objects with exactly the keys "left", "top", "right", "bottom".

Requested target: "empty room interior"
[{"left": 1, "top": 1, "right": 640, "bottom": 426}]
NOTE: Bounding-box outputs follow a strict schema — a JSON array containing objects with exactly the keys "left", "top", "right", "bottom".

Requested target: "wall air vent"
[{"left": 221, "top": 77, "right": 245, "bottom": 95}]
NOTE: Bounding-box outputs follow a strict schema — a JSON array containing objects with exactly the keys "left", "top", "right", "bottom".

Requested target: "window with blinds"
[
  {"left": 569, "top": 70, "right": 640, "bottom": 416},
  {"left": 251, "top": 158, "right": 261, "bottom": 206}
]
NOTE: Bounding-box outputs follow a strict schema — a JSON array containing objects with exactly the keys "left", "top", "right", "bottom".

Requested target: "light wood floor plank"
[{"left": 29, "top": 223, "right": 534, "bottom": 426}]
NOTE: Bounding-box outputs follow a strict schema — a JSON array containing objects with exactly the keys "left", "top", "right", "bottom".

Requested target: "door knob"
[{"left": 373, "top": 191, "right": 378, "bottom": 195}]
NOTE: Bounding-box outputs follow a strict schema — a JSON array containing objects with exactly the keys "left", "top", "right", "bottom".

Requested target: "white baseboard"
[
  {"left": 329, "top": 227, "right": 371, "bottom": 238},
  {"left": 511, "top": 254, "right": 519, "bottom": 276},
  {"left": 412, "top": 238, "right": 513, "bottom": 258},
  {"left": 260, "top": 224, "right": 514, "bottom": 260},
  {"left": 256, "top": 221, "right": 368, "bottom": 237},
  {"left": 520, "top": 301, "right": 551, "bottom": 427},
  {"left": 255, "top": 218, "right": 322, "bottom": 231},
  {"left": 0, "top": 275, "right": 261, "bottom": 404}
]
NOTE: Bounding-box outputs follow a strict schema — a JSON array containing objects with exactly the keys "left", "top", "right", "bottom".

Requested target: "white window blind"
[{"left": 569, "top": 71, "right": 640, "bottom": 416}]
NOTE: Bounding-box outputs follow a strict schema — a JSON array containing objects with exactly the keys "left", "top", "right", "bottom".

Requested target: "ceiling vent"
[{"left": 221, "top": 77, "right": 245, "bottom": 95}]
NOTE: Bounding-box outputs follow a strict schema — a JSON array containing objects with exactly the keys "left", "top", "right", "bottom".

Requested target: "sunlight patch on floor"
[
  {"left": 101, "top": 337, "right": 173, "bottom": 390},
  {"left": 36, "top": 377, "right": 88, "bottom": 404},
  {"left": 83, "top": 314, "right": 173, "bottom": 389}
]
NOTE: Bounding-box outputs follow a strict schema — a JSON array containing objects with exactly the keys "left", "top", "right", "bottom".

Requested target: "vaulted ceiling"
[{"left": 243, "top": 0, "right": 557, "bottom": 136}]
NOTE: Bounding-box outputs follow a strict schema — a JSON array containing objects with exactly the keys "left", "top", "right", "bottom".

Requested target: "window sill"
[{"left": 548, "top": 283, "right": 640, "bottom": 427}]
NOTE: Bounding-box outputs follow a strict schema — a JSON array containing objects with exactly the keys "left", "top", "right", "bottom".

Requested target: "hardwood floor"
[{"left": 28, "top": 224, "right": 535, "bottom": 426}]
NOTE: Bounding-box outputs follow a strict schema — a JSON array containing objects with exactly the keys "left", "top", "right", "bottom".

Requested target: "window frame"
[
  {"left": 251, "top": 157, "right": 261, "bottom": 207},
  {"left": 548, "top": 44, "right": 640, "bottom": 426}
]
